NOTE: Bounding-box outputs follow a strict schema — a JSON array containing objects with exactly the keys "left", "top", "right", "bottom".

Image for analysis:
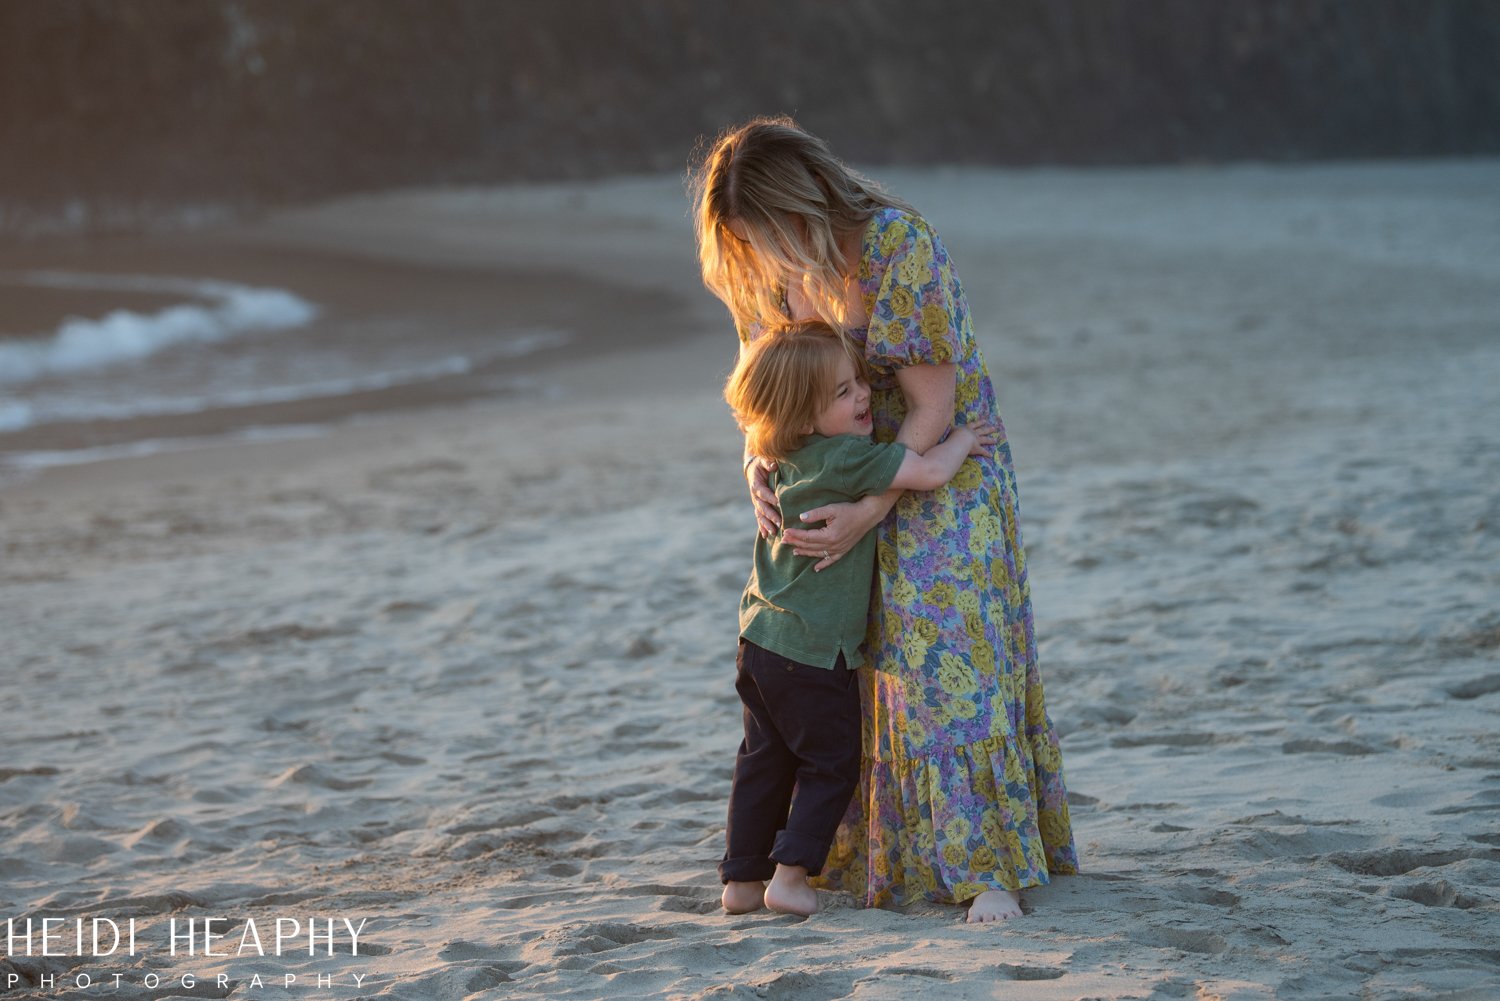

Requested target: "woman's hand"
[
  {"left": 782, "top": 493, "right": 895, "bottom": 572},
  {"left": 746, "top": 456, "right": 781, "bottom": 538}
]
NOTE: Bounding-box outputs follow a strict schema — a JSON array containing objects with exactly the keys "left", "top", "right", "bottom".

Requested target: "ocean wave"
[
  {"left": 0, "top": 328, "right": 570, "bottom": 434},
  {"left": 0, "top": 271, "right": 318, "bottom": 384}
]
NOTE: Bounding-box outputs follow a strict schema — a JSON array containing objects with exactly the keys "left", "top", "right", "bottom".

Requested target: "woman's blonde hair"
[
  {"left": 724, "top": 321, "right": 866, "bottom": 461},
  {"left": 689, "top": 116, "right": 909, "bottom": 336}
]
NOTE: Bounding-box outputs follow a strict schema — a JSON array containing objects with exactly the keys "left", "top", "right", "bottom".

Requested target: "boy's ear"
[{"left": 801, "top": 422, "right": 815, "bottom": 435}]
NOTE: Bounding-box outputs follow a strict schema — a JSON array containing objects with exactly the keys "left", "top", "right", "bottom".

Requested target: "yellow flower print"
[
  {"left": 904, "top": 638, "right": 929, "bottom": 672},
  {"left": 909, "top": 232, "right": 935, "bottom": 267},
  {"left": 906, "top": 718, "right": 927, "bottom": 747},
  {"left": 891, "top": 577, "right": 918, "bottom": 606},
  {"left": 883, "top": 614, "right": 902, "bottom": 645},
  {"left": 1039, "top": 811, "right": 1072, "bottom": 846},
  {"left": 880, "top": 223, "right": 905, "bottom": 256},
  {"left": 956, "top": 590, "right": 981, "bottom": 616},
  {"left": 967, "top": 531, "right": 988, "bottom": 558},
  {"left": 980, "top": 812, "right": 1008, "bottom": 848},
  {"left": 878, "top": 544, "right": 898, "bottom": 576},
  {"left": 971, "top": 639, "right": 996, "bottom": 674},
  {"left": 889, "top": 284, "right": 917, "bottom": 319},
  {"left": 912, "top": 617, "right": 939, "bottom": 646},
  {"left": 991, "top": 559, "right": 1011, "bottom": 592},
  {"left": 934, "top": 503, "right": 958, "bottom": 532},
  {"left": 1026, "top": 691, "right": 1048, "bottom": 729},
  {"left": 897, "top": 256, "right": 925, "bottom": 288},
  {"left": 1003, "top": 749, "right": 1026, "bottom": 785},
  {"left": 920, "top": 303, "right": 951, "bottom": 341},
  {"left": 932, "top": 704, "right": 954, "bottom": 727},
  {"left": 971, "top": 845, "right": 998, "bottom": 871},
  {"left": 954, "top": 462, "right": 982, "bottom": 491},
  {"left": 873, "top": 851, "right": 891, "bottom": 877},
  {"left": 943, "top": 816, "right": 972, "bottom": 843},
  {"left": 949, "top": 697, "right": 979, "bottom": 720},
  {"left": 903, "top": 675, "right": 925, "bottom": 706},
  {"left": 942, "top": 843, "right": 967, "bottom": 867},
  {"left": 928, "top": 581, "right": 957, "bottom": 608},
  {"left": 897, "top": 530, "right": 918, "bottom": 558},
  {"left": 937, "top": 653, "right": 977, "bottom": 697}
]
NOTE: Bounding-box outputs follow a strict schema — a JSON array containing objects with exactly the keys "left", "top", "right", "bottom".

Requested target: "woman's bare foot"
[
  {"left": 764, "top": 864, "right": 819, "bottom": 916},
  {"left": 965, "top": 888, "right": 1023, "bottom": 923},
  {"left": 722, "top": 880, "right": 766, "bottom": 914}
]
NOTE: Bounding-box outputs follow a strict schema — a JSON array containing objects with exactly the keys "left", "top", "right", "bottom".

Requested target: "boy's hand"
[{"left": 962, "top": 420, "right": 999, "bottom": 456}]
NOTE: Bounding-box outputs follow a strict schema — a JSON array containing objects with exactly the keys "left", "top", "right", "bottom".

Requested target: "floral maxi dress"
[{"left": 813, "top": 207, "right": 1079, "bottom": 906}]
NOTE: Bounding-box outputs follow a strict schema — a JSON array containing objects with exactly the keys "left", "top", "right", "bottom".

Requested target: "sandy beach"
[{"left": 3, "top": 160, "right": 1499, "bottom": 1001}]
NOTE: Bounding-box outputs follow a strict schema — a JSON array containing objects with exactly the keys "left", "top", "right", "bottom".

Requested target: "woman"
[{"left": 690, "top": 117, "right": 1078, "bottom": 923}]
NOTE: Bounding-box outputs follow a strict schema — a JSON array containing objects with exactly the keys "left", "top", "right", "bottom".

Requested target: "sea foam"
[{"left": 0, "top": 271, "right": 318, "bottom": 385}]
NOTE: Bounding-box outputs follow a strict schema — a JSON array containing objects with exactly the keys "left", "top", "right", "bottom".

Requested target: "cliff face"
[{"left": 2, "top": 0, "right": 1497, "bottom": 222}]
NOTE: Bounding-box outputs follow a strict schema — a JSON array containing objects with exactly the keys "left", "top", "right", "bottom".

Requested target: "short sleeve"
[
  {"left": 864, "top": 214, "right": 962, "bottom": 369},
  {"left": 836, "top": 439, "right": 907, "bottom": 498}
]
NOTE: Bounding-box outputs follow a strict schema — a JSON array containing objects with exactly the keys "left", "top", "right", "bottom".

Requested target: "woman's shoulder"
[
  {"left": 866, "top": 206, "right": 940, "bottom": 259},
  {"left": 869, "top": 204, "right": 926, "bottom": 233}
]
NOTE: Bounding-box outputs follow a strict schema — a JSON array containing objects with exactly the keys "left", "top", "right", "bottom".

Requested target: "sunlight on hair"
[{"left": 689, "top": 116, "right": 911, "bottom": 338}]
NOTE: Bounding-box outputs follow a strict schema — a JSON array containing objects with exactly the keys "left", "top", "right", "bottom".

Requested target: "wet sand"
[{"left": 2, "top": 161, "right": 1498, "bottom": 1001}]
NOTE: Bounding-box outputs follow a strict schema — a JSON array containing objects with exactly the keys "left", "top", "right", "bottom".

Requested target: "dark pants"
[{"left": 719, "top": 638, "right": 862, "bottom": 883}]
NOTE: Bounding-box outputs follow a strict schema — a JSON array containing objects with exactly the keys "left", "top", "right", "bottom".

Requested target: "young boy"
[{"left": 719, "top": 321, "right": 996, "bottom": 916}]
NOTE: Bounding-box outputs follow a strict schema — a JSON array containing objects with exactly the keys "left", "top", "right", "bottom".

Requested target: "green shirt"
[{"left": 740, "top": 434, "right": 907, "bottom": 669}]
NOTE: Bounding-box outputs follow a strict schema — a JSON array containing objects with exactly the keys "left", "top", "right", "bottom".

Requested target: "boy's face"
[{"left": 807, "top": 354, "right": 872, "bottom": 438}]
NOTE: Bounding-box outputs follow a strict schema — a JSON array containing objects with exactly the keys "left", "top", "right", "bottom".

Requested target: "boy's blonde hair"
[
  {"left": 689, "top": 116, "right": 911, "bottom": 337},
  {"left": 725, "top": 322, "right": 866, "bottom": 462}
]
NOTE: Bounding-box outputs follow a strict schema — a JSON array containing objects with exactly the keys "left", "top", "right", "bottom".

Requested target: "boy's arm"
[{"left": 889, "top": 421, "right": 998, "bottom": 492}]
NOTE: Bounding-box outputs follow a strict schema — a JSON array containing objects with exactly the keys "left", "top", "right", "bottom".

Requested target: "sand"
[{"left": 2, "top": 160, "right": 1498, "bottom": 1001}]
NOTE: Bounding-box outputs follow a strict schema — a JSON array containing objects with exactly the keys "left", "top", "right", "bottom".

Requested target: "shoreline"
[{"left": 0, "top": 177, "right": 718, "bottom": 485}]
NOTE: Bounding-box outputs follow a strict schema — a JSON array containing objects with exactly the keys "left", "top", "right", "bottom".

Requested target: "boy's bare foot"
[
  {"left": 722, "top": 880, "right": 766, "bottom": 914},
  {"left": 764, "top": 864, "right": 819, "bottom": 916},
  {"left": 965, "top": 888, "right": 1023, "bottom": 923}
]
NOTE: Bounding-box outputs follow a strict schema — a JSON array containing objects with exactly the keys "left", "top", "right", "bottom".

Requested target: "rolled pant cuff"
[
  {"left": 771, "top": 829, "right": 831, "bottom": 877},
  {"left": 718, "top": 854, "right": 776, "bottom": 884}
]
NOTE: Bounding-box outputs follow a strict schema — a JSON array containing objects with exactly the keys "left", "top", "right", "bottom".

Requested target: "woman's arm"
[
  {"left": 746, "top": 455, "right": 781, "bottom": 538},
  {"left": 782, "top": 362, "right": 958, "bottom": 570}
]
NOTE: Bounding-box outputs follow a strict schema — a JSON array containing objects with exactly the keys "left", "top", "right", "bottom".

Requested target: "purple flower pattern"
[{"left": 813, "top": 207, "right": 1080, "bottom": 906}]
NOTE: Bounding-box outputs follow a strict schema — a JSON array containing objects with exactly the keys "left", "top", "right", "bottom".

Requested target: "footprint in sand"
[
  {"left": 1326, "top": 846, "right": 1491, "bottom": 877},
  {"left": 1389, "top": 878, "right": 1483, "bottom": 909}
]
